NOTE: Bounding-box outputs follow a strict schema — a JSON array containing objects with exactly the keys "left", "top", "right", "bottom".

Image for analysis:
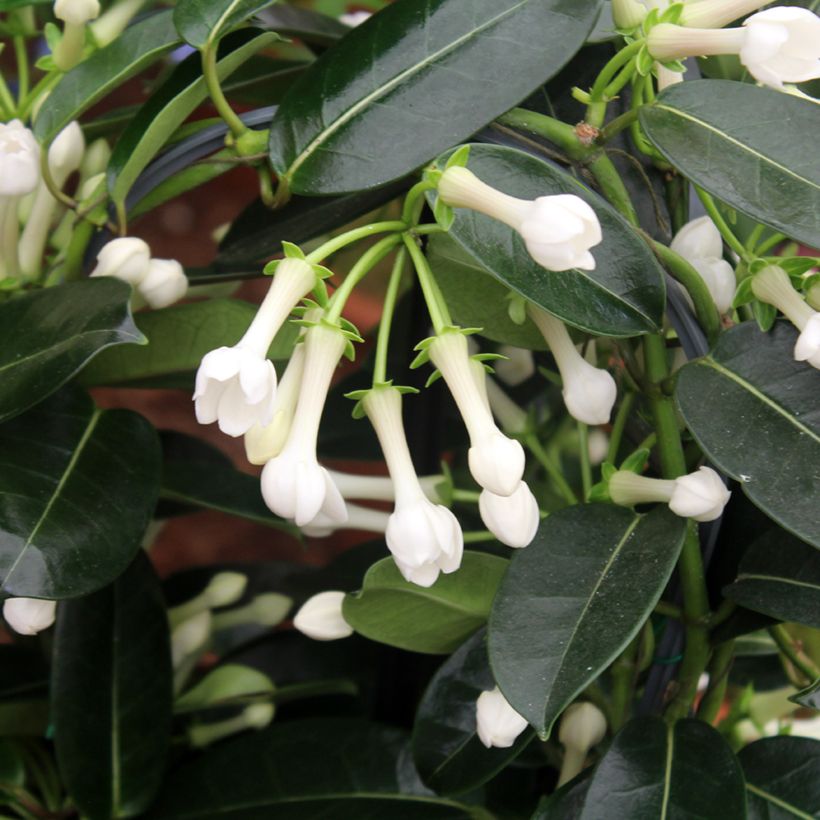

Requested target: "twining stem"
[
  {"left": 402, "top": 233, "right": 452, "bottom": 333},
  {"left": 577, "top": 422, "right": 592, "bottom": 499},
  {"left": 598, "top": 107, "right": 639, "bottom": 143},
  {"left": 496, "top": 108, "right": 584, "bottom": 158},
  {"left": 305, "top": 221, "right": 407, "bottom": 265},
  {"left": 201, "top": 44, "right": 247, "bottom": 140},
  {"left": 755, "top": 231, "right": 787, "bottom": 256},
  {"left": 698, "top": 640, "right": 736, "bottom": 725},
  {"left": 372, "top": 248, "right": 407, "bottom": 385},
  {"left": 325, "top": 234, "right": 403, "bottom": 324},
  {"left": 401, "top": 180, "right": 436, "bottom": 225},
  {"left": 769, "top": 624, "right": 820, "bottom": 683},
  {"left": 586, "top": 40, "right": 643, "bottom": 127},
  {"left": 14, "top": 36, "right": 29, "bottom": 104},
  {"left": 694, "top": 186, "right": 752, "bottom": 263},
  {"left": 606, "top": 392, "right": 635, "bottom": 464},
  {"left": 524, "top": 433, "right": 578, "bottom": 505}
]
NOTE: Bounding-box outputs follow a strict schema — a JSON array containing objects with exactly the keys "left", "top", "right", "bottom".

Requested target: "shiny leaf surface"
[
  {"left": 0, "top": 389, "right": 161, "bottom": 598},
  {"left": 0, "top": 278, "right": 142, "bottom": 422},
  {"left": 268, "top": 0, "right": 602, "bottom": 194},
  {"left": 431, "top": 144, "right": 665, "bottom": 337},
  {"left": 640, "top": 80, "right": 820, "bottom": 248},
  {"left": 676, "top": 321, "right": 820, "bottom": 548},
  {"left": 343, "top": 553, "right": 508, "bottom": 655},
  {"left": 53, "top": 553, "right": 172, "bottom": 820},
  {"left": 173, "top": 0, "right": 279, "bottom": 48},
  {"left": 488, "top": 506, "right": 685, "bottom": 736}
]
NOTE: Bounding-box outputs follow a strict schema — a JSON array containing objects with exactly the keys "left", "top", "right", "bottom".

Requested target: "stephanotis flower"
[
  {"left": 363, "top": 386, "right": 463, "bottom": 587},
  {"left": 293, "top": 591, "right": 354, "bottom": 641},
  {"left": 3, "top": 598, "right": 56, "bottom": 636},
  {"left": 557, "top": 702, "right": 608, "bottom": 787},
  {"left": 648, "top": 7, "right": 820, "bottom": 90},
  {"left": 194, "top": 257, "right": 317, "bottom": 437},
  {"left": 528, "top": 306, "right": 617, "bottom": 426},
  {"left": 609, "top": 466, "right": 731, "bottom": 522},
  {"left": 479, "top": 483, "right": 540, "bottom": 549},
  {"left": 670, "top": 217, "right": 736, "bottom": 314},
  {"left": 437, "top": 166, "right": 602, "bottom": 271},
  {"left": 260, "top": 322, "right": 348, "bottom": 527},
  {"left": 91, "top": 237, "right": 151, "bottom": 284},
  {"left": 475, "top": 687, "right": 529, "bottom": 749}
]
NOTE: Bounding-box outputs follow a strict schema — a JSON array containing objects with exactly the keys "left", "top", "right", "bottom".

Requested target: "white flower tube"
[
  {"left": 53, "top": 0, "right": 100, "bottom": 69},
  {"left": 475, "top": 687, "right": 529, "bottom": 749},
  {"left": 752, "top": 265, "right": 820, "bottom": 368},
  {"left": 681, "top": 0, "right": 777, "bottom": 30},
  {"left": 429, "top": 332, "right": 525, "bottom": 496},
  {"left": 91, "top": 0, "right": 148, "bottom": 47},
  {"left": 648, "top": 8, "right": 820, "bottom": 90},
  {"left": 363, "top": 386, "right": 463, "bottom": 587},
  {"left": 301, "top": 503, "right": 391, "bottom": 538},
  {"left": 437, "top": 167, "right": 602, "bottom": 272},
  {"left": 557, "top": 702, "right": 608, "bottom": 787},
  {"left": 479, "top": 482, "right": 540, "bottom": 548},
  {"left": 260, "top": 323, "right": 347, "bottom": 526},
  {"left": 3, "top": 597, "right": 56, "bottom": 635},
  {"left": 293, "top": 591, "right": 353, "bottom": 640},
  {"left": 138, "top": 258, "right": 188, "bottom": 309},
  {"left": 528, "top": 306, "right": 617, "bottom": 426},
  {"left": 18, "top": 122, "right": 84, "bottom": 278},
  {"left": 194, "top": 258, "right": 316, "bottom": 436},
  {"left": 609, "top": 466, "right": 731, "bottom": 522},
  {"left": 670, "top": 217, "right": 736, "bottom": 314}
]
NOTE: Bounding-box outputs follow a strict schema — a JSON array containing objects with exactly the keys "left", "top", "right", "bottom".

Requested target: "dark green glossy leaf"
[
  {"left": 0, "top": 279, "right": 142, "bottom": 422},
  {"left": 80, "top": 298, "right": 297, "bottom": 389},
  {"left": 427, "top": 234, "right": 546, "bottom": 350},
  {"left": 488, "top": 505, "right": 686, "bottom": 737},
  {"left": 640, "top": 80, "right": 820, "bottom": 248},
  {"left": 431, "top": 144, "right": 665, "bottom": 337},
  {"left": 578, "top": 718, "right": 746, "bottom": 819},
  {"left": 531, "top": 771, "right": 592, "bottom": 819},
  {"left": 148, "top": 719, "right": 485, "bottom": 819},
  {"left": 725, "top": 529, "right": 820, "bottom": 628},
  {"left": 343, "top": 552, "right": 508, "bottom": 655},
  {"left": 108, "top": 29, "right": 278, "bottom": 208},
  {"left": 791, "top": 679, "right": 820, "bottom": 710},
  {"left": 34, "top": 11, "right": 181, "bottom": 142},
  {"left": 268, "top": 0, "right": 602, "bottom": 194},
  {"left": 173, "top": 0, "right": 278, "bottom": 48},
  {"left": 676, "top": 321, "right": 820, "bottom": 549},
  {"left": 413, "top": 629, "right": 533, "bottom": 796},
  {"left": 53, "top": 553, "right": 172, "bottom": 820},
  {"left": 739, "top": 736, "right": 820, "bottom": 819},
  {"left": 160, "top": 433, "right": 297, "bottom": 534},
  {"left": 254, "top": 5, "right": 348, "bottom": 45},
  {"left": 0, "top": 389, "right": 161, "bottom": 599}
]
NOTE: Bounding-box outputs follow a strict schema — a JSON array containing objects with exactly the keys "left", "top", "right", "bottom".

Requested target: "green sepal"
[
  {"left": 659, "top": 2, "right": 684, "bottom": 24},
  {"left": 472, "top": 353, "right": 506, "bottom": 363},
  {"left": 641, "top": 7, "right": 660, "bottom": 32},
  {"left": 413, "top": 334, "right": 438, "bottom": 352},
  {"left": 36, "top": 54, "right": 57, "bottom": 71},
  {"left": 748, "top": 258, "right": 770, "bottom": 276},
  {"left": 776, "top": 257, "right": 819, "bottom": 278},
  {"left": 506, "top": 292, "right": 528, "bottom": 326},
  {"left": 731, "top": 276, "right": 755, "bottom": 309},
  {"left": 601, "top": 461, "right": 616, "bottom": 481},
  {"left": 619, "top": 448, "right": 649, "bottom": 474},
  {"left": 587, "top": 480, "right": 611, "bottom": 503},
  {"left": 445, "top": 145, "right": 471, "bottom": 169},
  {"left": 433, "top": 197, "right": 455, "bottom": 231},
  {"left": 635, "top": 45, "right": 655, "bottom": 77},
  {"left": 802, "top": 272, "right": 820, "bottom": 293},
  {"left": 423, "top": 167, "right": 443, "bottom": 187},
  {"left": 342, "top": 340, "right": 357, "bottom": 362},
  {"left": 311, "top": 264, "right": 333, "bottom": 280},
  {"left": 282, "top": 241, "right": 306, "bottom": 259},
  {"left": 43, "top": 21, "right": 61, "bottom": 51},
  {"left": 658, "top": 58, "right": 687, "bottom": 73},
  {"left": 410, "top": 348, "right": 430, "bottom": 369},
  {"left": 311, "top": 279, "right": 329, "bottom": 307},
  {"left": 752, "top": 300, "right": 778, "bottom": 332},
  {"left": 338, "top": 317, "right": 364, "bottom": 343},
  {"left": 290, "top": 298, "right": 322, "bottom": 318},
  {"left": 425, "top": 369, "right": 444, "bottom": 388},
  {"left": 343, "top": 388, "right": 370, "bottom": 419}
]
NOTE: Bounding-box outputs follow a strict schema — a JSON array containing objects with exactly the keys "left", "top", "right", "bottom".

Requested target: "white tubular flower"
[
  {"left": 612, "top": 0, "right": 648, "bottom": 29},
  {"left": 670, "top": 217, "right": 736, "bottom": 313},
  {"left": 475, "top": 687, "right": 529, "bottom": 749},
  {"left": 244, "top": 341, "right": 306, "bottom": 465},
  {"left": 437, "top": 167, "right": 602, "bottom": 272},
  {"left": 301, "top": 503, "right": 391, "bottom": 538},
  {"left": 171, "top": 611, "right": 211, "bottom": 668},
  {"left": 609, "top": 466, "right": 731, "bottom": 522},
  {"left": 339, "top": 10, "right": 371, "bottom": 26},
  {"left": 363, "top": 386, "right": 463, "bottom": 587},
  {"left": 53, "top": 0, "right": 100, "bottom": 69},
  {"left": 429, "top": 332, "right": 525, "bottom": 496},
  {"left": 752, "top": 265, "right": 820, "bottom": 367},
  {"left": 494, "top": 345, "right": 535, "bottom": 387},
  {"left": 195, "top": 258, "right": 316, "bottom": 437},
  {"left": 138, "top": 258, "right": 188, "bottom": 309},
  {"left": 293, "top": 591, "right": 353, "bottom": 641},
  {"left": 3, "top": 598, "right": 56, "bottom": 635},
  {"left": 682, "top": 0, "right": 785, "bottom": 30},
  {"left": 90, "top": 236, "right": 151, "bottom": 284},
  {"left": 168, "top": 571, "right": 247, "bottom": 628},
  {"left": 557, "top": 702, "right": 608, "bottom": 787},
  {"left": 528, "top": 306, "right": 616, "bottom": 426},
  {"left": 260, "top": 323, "right": 347, "bottom": 526},
  {"left": 479, "top": 482, "right": 539, "bottom": 549},
  {"left": 54, "top": 0, "right": 100, "bottom": 24},
  {"left": 19, "top": 122, "right": 84, "bottom": 277},
  {"left": 0, "top": 121, "right": 40, "bottom": 197},
  {"left": 648, "top": 8, "right": 820, "bottom": 90}
]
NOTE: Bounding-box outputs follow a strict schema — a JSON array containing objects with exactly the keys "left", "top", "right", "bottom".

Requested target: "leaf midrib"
[
  {"left": 734, "top": 572, "right": 819, "bottom": 592},
  {"left": 746, "top": 783, "right": 814, "bottom": 819}
]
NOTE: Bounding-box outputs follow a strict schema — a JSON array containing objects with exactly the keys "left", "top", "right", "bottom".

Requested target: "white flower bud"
[
  {"left": 171, "top": 611, "right": 211, "bottom": 667},
  {"left": 494, "top": 345, "right": 535, "bottom": 387},
  {"left": 0, "top": 120, "right": 40, "bottom": 197},
  {"left": 204, "top": 572, "right": 247, "bottom": 608},
  {"left": 429, "top": 332, "right": 525, "bottom": 496},
  {"left": 669, "top": 466, "right": 733, "bottom": 522},
  {"left": 293, "top": 591, "right": 353, "bottom": 641},
  {"left": 475, "top": 687, "right": 529, "bottom": 749},
  {"left": 90, "top": 236, "right": 151, "bottom": 284},
  {"left": 339, "top": 10, "right": 371, "bottom": 26},
  {"left": 138, "top": 258, "right": 188, "bottom": 309},
  {"left": 211, "top": 593, "right": 291, "bottom": 631},
  {"left": 612, "top": 0, "right": 648, "bottom": 29},
  {"left": 195, "top": 258, "right": 316, "bottom": 437},
  {"left": 557, "top": 702, "right": 607, "bottom": 786},
  {"left": 54, "top": 0, "right": 100, "bottom": 24},
  {"left": 3, "top": 597, "right": 56, "bottom": 635},
  {"left": 48, "top": 122, "right": 85, "bottom": 182},
  {"left": 479, "top": 482, "right": 539, "bottom": 548},
  {"left": 437, "top": 167, "right": 602, "bottom": 272}
]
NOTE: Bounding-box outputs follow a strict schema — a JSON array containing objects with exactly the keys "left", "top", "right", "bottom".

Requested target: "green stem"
[
  {"left": 604, "top": 59, "right": 638, "bottom": 100},
  {"left": 451, "top": 488, "right": 482, "bottom": 503},
  {"left": 372, "top": 248, "right": 406, "bottom": 385},
  {"left": 0, "top": 71, "right": 17, "bottom": 117},
  {"left": 755, "top": 231, "right": 786, "bottom": 256},
  {"left": 768, "top": 624, "right": 820, "bottom": 682},
  {"left": 578, "top": 422, "right": 592, "bottom": 499},
  {"left": 654, "top": 600, "right": 683, "bottom": 619},
  {"left": 402, "top": 233, "right": 451, "bottom": 332},
  {"left": 413, "top": 223, "right": 446, "bottom": 235},
  {"left": 694, "top": 186, "right": 753, "bottom": 263},
  {"left": 525, "top": 433, "right": 578, "bottom": 505},
  {"left": 586, "top": 41, "right": 643, "bottom": 127},
  {"left": 610, "top": 635, "right": 640, "bottom": 731},
  {"left": 201, "top": 44, "right": 247, "bottom": 140},
  {"left": 14, "top": 37, "right": 29, "bottom": 105},
  {"left": 697, "top": 640, "right": 735, "bottom": 725},
  {"left": 305, "top": 221, "right": 407, "bottom": 264},
  {"left": 651, "top": 239, "right": 721, "bottom": 343},
  {"left": 709, "top": 599, "right": 736, "bottom": 628},
  {"left": 664, "top": 173, "right": 689, "bottom": 234},
  {"left": 401, "top": 180, "right": 436, "bottom": 225},
  {"left": 271, "top": 679, "right": 359, "bottom": 705},
  {"left": 745, "top": 223, "right": 765, "bottom": 253},
  {"left": 606, "top": 392, "right": 635, "bottom": 464},
  {"left": 463, "top": 530, "right": 500, "bottom": 544},
  {"left": 496, "top": 108, "right": 583, "bottom": 157},
  {"left": 588, "top": 154, "right": 640, "bottom": 226},
  {"left": 325, "top": 234, "right": 403, "bottom": 324},
  {"left": 598, "top": 108, "right": 639, "bottom": 143}
]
